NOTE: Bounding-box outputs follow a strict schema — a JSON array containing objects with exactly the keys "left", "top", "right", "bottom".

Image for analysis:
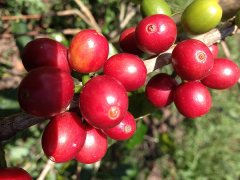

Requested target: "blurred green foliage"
[{"left": 0, "top": 0, "right": 240, "bottom": 179}]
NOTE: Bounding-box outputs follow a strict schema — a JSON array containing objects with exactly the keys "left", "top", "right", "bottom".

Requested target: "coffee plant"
[{"left": 0, "top": 0, "right": 240, "bottom": 179}]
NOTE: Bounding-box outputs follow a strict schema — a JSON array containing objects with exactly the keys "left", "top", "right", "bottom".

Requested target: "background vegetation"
[{"left": 0, "top": 0, "right": 240, "bottom": 179}]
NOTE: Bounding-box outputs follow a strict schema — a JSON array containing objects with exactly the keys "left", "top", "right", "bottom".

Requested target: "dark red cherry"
[
  {"left": 208, "top": 43, "right": 219, "bottom": 58},
  {"left": 103, "top": 112, "right": 136, "bottom": 141},
  {"left": 18, "top": 67, "right": 74, "bottom": 117},
  {"left": 119, "top": 27, "right": 142, "bottom": 55},
  {"left": 79, "top": 75, "right": 128, "bottom": 129},
  {"left": 21, "top": 38, "right": 70, "bottom": 73},
  {"left": 201, "top": 58, "right": 240, "bottom": 89},
  {"left": 103, "top": 53, "right": 147, "bottom": 91},
  {"left": 172, "top": 39, "right": 214, "bottom": 80},
  {"left": 0, "top": 167, "right": 32, "bottom": 180},
  {"left": 75, "top": 124, "right": 108, "bottom": 164},
  {"left": 146, "top": 73, "right": 178, "bottom": 108},
  {"left": 174, "top": 81, "right": 212, "bottom": 118},
  {"left": 42, "top": 112, "right": 86, "bottom": 163},
  {"left": 68, "top": 29, "right": 109, "bottom": 73},
  {"left": 135, "top": 14, "right": 177, "bottom": 55}
]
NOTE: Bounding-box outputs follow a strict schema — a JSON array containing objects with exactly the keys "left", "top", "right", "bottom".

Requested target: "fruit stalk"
[{"left": 0, "top": 19, "right": 238, "bottom": 142}]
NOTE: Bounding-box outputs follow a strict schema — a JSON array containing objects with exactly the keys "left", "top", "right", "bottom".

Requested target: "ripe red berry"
[
  {"left": 42, "top": 112, "right": 86, "bottom": 163},
  {"left": 208, "top": 43, "right": 219, "bottom": 58},
  {"left": 172, "top": 39, "right": 214, "bottom": 80},
  {"left": 79, "top": 75, "right": 128, "bottom": 129},
  {"left": 174, "top": 81, "right": 212, "bottom": 118},
  {"left": 201, "top": 58, "right": 240, "bottom": 89},
  {"left": 103, "top": 53, "right": 147, "bottom": 91},
  {"left": 75, "top": 124, "right": 108, "bottom": 164},
  {"left": 68, "top": 29, "right": 109, "bottom": 73},
  {"left": 119, "top": 27, "right": 142, "bottom": 55},
  {"left": 135, "top": 14, "right": 177, "bottom": 55},
  {"left": 103, "top": 112, "right": 136, "bottom": 141},
  {"left": 146, "top": 73, "right": 178, "bottom": 108},
  {"left": 21, "top": 38, "right": 70, "bottom": 73},
  {"left": 18, "top": 67, "right": 74, "bottom": 117},
  {"left": 0, "top": 167, "right": 32, "bottom": 180}
]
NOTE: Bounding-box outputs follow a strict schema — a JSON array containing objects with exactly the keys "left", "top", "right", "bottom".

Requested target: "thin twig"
[
  {"left": 119, "top": 2, "right": 126, "bottom": 22},
  {"left": 74, "top": 0, "right": 101, "bottom": 32},
  {"left": 37, "top": 159, "right": 55, "bottom": 180},
  {"left": 220, "top": 41, "right": 231, "bottom": 58}
]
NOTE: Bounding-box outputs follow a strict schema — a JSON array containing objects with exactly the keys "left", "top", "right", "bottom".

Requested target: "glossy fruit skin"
[
  {"left": 79, "top": 75, "right": 128, "bottom": 129},
  {"left": 141, "top": 0, "right": 171, "bottom": 17},
  {"left": 103, "top": 53, "right": 147, "bottom": 91},
  {"left": 135, "top": 14, "right": 177, "bottom": 55},
  {"left": 201, "top": 58, "right": 240, "bottom": 89},
  {"left": 42, "top": 112, "right": 86, "bottom": 163},
  {"left": 174, "top": 81, "right": 212, "bottom": 118},
  {"left": 0, "top": 167, "right": 32, "bottom": 180},
  {"left": 75, "top": 124, "right": 108, "bottom": 164},
  {"left": 172, "top": 39, "right": 214, "bottom": 80},
  {"left": 208, "top": 43, "right": 219, "bottom": 58},
  {"left": 68, "top": 29, "right": 109, "bottom": 73},
  {"left": 103, "top": 112, "right": 136, "bottom": 141},
  {"left": 181, "top": 0, "right": 222, "bottom": 34},
  {"left": 18, "top": 67, "right": 74, "bottom": 117},
  {"left": 119, "top": 27, "right": 142, "bottom": 55},
  {"left": 21, "top": 38, "right": 70, "bottom": 73},
  {"left": 146, "top": 73, "right": 178, "bottom": 108}
]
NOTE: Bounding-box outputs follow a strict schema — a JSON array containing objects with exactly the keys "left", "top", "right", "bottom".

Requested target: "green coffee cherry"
[
  {"left": 141, "top": 0, "right": 171, "bottom": 17},
  {"left": 181, "top": 0, "right": 222, "bottom": 34}
]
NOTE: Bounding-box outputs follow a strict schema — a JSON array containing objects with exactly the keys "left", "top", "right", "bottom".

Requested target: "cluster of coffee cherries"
[{"left": 3, "top": 0, "right": 240, "bottom": 178}]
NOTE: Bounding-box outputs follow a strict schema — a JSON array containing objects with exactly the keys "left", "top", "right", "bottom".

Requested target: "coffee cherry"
[
  {"left": 208, "top": 43, "right": 219, "bottom": 58},
  {"left": 0, "top": 167, "right": 32, "bottom": 180},
  {"left": 135, "top": 14, "right": 177, "bottom": 55},
  {"left": 174, "top": 81, "right": 212, "bottom": 118},
  {"left": 103, "top": 112, "right": 136, "bottom": 141},
  {"left": 18, "top": 67, "right": 74, "bottom": 117},
  {"left": 21, "top": 38, "right": 70, "bottom": 73},
  {"left": 68, "top": 29, "right": 109, "bottom": 73},
  {"left": 103, "top": 53, "right": 147, "bottom": 91},
  {"left": 141, "top": 0, "right": 171, "bottom": 17},
  {"left": 42, "top": 112, "right": 86, "bottom": 163},
  {"left": 146, "top": 73, "right": 178, "bottom": 108},
  {"left": 119, "top": 27, "right": 142, "bottom": 55},
  {"left": 172, "top": 39, "right": 214, "bottom": 81},
  {"left": 181, "top": 0, "right": 222, "bottom": 34},
  {"left": 201, "top": 58, "right": 240, "bottom": 89},
  {"left": 79, "top": 75, "right": 128, "bottom": 129},
  {"left": 75, "top": 124, "right": 108, "bottom": 164}
]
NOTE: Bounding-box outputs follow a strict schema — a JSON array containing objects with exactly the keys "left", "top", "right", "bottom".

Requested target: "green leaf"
[
  {"left": 124, "top": 121, "right": 148, "bottom": 149},
  {"left": 0, "top": 143, "right": 7, "bottom": 168}
]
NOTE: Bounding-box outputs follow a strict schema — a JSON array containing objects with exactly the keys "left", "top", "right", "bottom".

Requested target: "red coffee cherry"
[
  {"left": 146, "top": 73, "right": 178, "bottom": 108},
  {"left": 42, "top": 112, "right": 86, "bottom": 163},
  {"left": 18, "top": 67, "right": 74, "bottom": 117},
  {"left": 79, "top": 75, "right": 128, "bottom": 129},
  {"left": 103, "top": 112, "right": 136, "bottom": 141},
  {"left": 135, "top": 14, "right": 177, "bottom": 55},
  {"left": 21, "top": 38, "right": 70, "bottom": 73},
  {"left": 174, "top": 81, "right": 212, "bottom": 118},
  {"left": 68, "top": 29, "right": 109, "bottom": 73},
  {"left": 103, "top": 53, "right": 147, "bottom": 91},
  {"left": 0, "top": 167, "right": 32, "bottom": 180},
  {"left": 208, "top": 43, "right": 219, "bottom": 58},
  {"left": 75, "top": 124, "right": 108, "bottom": 164},
  {"left": 172, "top": 39, "right": 214, "bottom": 80},
  {"left": 201, "top": 58, "right": 240, "bottom": 89},
  {"left": 119, "top": 27, "right": 142, "bottom": 55}
]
